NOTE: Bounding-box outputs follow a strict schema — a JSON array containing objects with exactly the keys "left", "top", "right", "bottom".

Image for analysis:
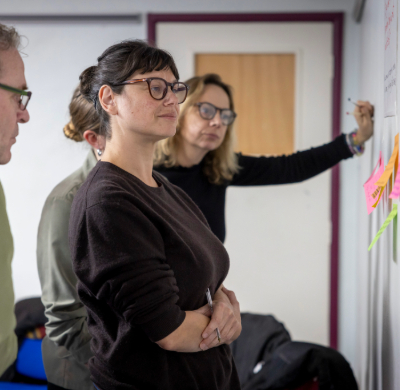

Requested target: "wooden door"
[{"left": 196, "top": 53, "right": 295, "bottom": 155}]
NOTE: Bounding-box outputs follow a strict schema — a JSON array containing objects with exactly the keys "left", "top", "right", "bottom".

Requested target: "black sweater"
[
  {"left": 155, "top": 135, "right": 353, "bottom": 242},
  {"left": 69, "top": 162, "right": 241, "bottom": 390}
]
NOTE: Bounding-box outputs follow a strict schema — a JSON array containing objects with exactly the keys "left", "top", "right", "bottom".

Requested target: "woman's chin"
[
  {"left": 166, "top": 127, "right": 177, "bottom": 138},
  {"left": 155, "top": 127, "right": 177, "bottom": 141},
  {"left": 199, "top": 141, "right": 222, "bottom": 152}
]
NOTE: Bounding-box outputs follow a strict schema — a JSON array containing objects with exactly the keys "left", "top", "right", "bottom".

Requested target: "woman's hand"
[
  {"left": 354, "top": 100, "right": 374, "bottom": 144},
  {"left": 198, "top": 286, "right": 241, "bottom": 351}
]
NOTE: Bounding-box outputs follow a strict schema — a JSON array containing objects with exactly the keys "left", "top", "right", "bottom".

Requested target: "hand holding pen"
[
  {"left": 199, "top": 286, "right": 242, "bottom": 351},
  {"left": 347, "top": 98, "right": 374, "bottom": 118},
  {"left": 206, "top": 288, "right": 221, "bottom": 343},
  {"left": 346, "top": 98, "right": 374, "bottom": 144}
]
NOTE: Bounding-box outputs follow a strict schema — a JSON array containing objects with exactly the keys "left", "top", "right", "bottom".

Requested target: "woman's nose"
[
  {"left": 164, "top": 87, "right": 179, "bottom": 105},
  {"left": 209, "top": 111, "right": 222, "bottom": 126}
]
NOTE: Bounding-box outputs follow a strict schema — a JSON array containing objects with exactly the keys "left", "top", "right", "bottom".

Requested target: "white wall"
[
  {"left": 0, "top": 0, "right": 362, "bottom": 376},
  {"left": 0, "top": 19, "right": 144, "bottom": 309},
  {"left": 356, "top": 1, "right": 400, "bottom": 389}
]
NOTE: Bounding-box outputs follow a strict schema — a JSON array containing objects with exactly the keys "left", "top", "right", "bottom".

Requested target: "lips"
[
  {"left": 159, "top": 113, "right": 177, "bottom": 119},
  {"left": 203, "top": 133, "right": 219, "bottom": 139}
]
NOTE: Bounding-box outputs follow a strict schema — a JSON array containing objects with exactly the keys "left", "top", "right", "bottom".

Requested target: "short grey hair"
[{"left": 0, "top": 23, "right": 21, "bottom": 51}]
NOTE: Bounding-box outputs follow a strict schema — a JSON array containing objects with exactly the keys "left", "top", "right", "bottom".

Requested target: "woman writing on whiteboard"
[{"left": 154, "top": 73, "right": 374, "bottom": 242}]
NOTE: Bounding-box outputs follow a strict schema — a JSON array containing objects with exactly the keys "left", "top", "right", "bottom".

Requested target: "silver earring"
[{"left": 97, "top": 149, "right": 102, "bottom": 156}]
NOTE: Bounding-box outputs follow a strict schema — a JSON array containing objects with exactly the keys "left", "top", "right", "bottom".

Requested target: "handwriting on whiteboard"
[
  {"left": 384, "top": 0, "right": 397, "bottom": 117},
  {"left": 385, "top": 0, "right": 395, "bottom": 49}
]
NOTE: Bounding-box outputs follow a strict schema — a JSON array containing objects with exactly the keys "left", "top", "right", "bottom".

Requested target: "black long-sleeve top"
[
  {"left": 69, "top": 161, "right": 241, "bottom": 390},
  {"left": 155, "top": 135, "right": 353, "bottom": 242}
]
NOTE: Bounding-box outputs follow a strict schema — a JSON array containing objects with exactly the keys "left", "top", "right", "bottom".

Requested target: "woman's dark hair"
[{"left": 79, "top": 40, "right": 179, "bottom": 139}]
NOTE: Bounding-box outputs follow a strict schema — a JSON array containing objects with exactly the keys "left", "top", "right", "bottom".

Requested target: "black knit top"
[
  {"left": 155, "top": 134, "right": 353, "bottom": 242},
  {"left": 69, "top": 161, "right": 241, "bottom": 390}
]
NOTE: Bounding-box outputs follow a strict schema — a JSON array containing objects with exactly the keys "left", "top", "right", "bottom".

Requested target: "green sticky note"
[
  {"left": 394, "top": 213, "right": 398, "bottom": 263},
  {"left": 368, "top": 204, "right": 398, "bottom": 251}
]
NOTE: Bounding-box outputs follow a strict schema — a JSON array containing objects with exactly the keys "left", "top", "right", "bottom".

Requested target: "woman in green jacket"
[{"left": 37, "top": 86, "right": 105, "bottom": 390}]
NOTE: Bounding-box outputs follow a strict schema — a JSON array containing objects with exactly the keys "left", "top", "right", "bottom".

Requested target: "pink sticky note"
[
  {"left": 364, "top": 152, "right": 384, "bottom": 214},
  {"left": 390, "top": 160, "right": 400, "bottom": 198}
]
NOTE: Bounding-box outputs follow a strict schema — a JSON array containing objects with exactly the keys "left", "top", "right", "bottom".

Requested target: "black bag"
[
  {"left": 4, "top": 297, "right": 48, "bottom": 384},
  {"left": 231, "top": 313, "right": 358, "bottom": 390},
  {"left": 14, "top": 297, "right": 47, "bottom": 341}
]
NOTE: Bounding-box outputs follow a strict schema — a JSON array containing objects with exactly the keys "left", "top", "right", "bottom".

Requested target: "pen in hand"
[{"left": 206, "top": 288, "right": 221, "bottom": 343}]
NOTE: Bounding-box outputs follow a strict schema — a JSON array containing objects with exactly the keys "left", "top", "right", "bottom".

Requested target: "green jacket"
[
  {"left": 37, "top": 151, "right": 97, "bottom": 390},
  {"left": 0, "top": 180, "right": 17, "bottom": 377}
]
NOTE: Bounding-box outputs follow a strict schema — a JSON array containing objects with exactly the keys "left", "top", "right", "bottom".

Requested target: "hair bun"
[{"left": 63, "top": 120, "right": 84, "bottom": 142}]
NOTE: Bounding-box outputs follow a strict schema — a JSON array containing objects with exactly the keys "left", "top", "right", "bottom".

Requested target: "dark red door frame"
[{"left": 148, "top": 12, "right": 344, "bottom": 349}]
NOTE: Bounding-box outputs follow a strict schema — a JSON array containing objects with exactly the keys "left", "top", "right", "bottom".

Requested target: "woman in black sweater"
[
  {"left": 154, "top": 74, "right": 374, "bottom": 242},
  {"left": 69, "top": 41, "right": 242, "bottom": 390}
]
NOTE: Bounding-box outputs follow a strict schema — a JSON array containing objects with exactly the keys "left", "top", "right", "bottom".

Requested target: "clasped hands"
[{"left": 194, "top": 286, "right": 241, "bottom": 351}]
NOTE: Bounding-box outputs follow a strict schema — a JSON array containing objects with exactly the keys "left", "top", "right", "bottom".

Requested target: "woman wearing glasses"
[
  {"left": 69, "top": 40, "right": 241, "bottom": 390},
  {"left": 154, "top": 73, "right": 374, "bottom": 242}
]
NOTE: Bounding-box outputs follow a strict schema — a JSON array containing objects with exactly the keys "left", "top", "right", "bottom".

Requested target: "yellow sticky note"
[
  {"left": 372, "top": 187, "right": 384, "bottom": 208},
  {"left": 375, "top": 134, "right": 399, "bottom": 187}
]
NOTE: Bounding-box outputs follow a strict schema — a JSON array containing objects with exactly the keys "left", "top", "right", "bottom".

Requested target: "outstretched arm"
[{"left": 231, "top": 101, "right": 374, "bottom": 187}]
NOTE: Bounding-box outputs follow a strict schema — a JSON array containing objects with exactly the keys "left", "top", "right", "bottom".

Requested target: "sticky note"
[
  {"left": 368, "top": 204, "right": 398, "bottom": 251},
  {"left": 375, "top": 134, "right": 399, "bottom": 187},
  {"left": 390, "top": 159, "right": 400, "bottom": 198},
  {"left": 364, "top": 152, "right": 384, "bottom": 213}
]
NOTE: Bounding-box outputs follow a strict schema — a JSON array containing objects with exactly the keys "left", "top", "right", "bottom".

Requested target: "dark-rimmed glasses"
[
  {"left": 0, "top": 83, "right": 32, "bottom": 111},
  {"left": 195, "top": 102, "right": 237, "bottom": 126},
  {"left": 115, "top": 78, "right": 189, "bottom": 104}
]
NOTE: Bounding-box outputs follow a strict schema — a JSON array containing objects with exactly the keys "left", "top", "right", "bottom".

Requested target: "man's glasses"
[
  {"left": 0, "top": 83, "right": 32, "bottom": 111},
  {"left": 195, "top": 102, "right": 237, "bottom": 126},
  {"left": 115, "top": 78, "right": 189, "bottom": 104}
]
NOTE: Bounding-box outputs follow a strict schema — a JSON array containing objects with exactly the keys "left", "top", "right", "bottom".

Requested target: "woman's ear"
[
  {"left": 99, "top": 85, "right": 117, "bottom": 115},
  {"left": 83, "top": 130, "right": 106, "bottom": 150}
]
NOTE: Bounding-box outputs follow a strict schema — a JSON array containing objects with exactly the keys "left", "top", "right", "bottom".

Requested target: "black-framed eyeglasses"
[
  {"left": 0, "top": 83, "right": 32, "bottom": 111},
  {"left": 195, "top": 102, "right": 237, "bottom": 126},
  {"left": 114, "top": 78, "right": 189, "bottom": 104}
]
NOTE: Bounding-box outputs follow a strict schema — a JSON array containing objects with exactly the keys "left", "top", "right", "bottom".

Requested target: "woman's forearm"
[{"left": 156, "top": 311, "right": 210, "bottom": 353}]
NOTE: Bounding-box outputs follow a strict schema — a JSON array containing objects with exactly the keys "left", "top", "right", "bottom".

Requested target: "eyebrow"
[{"left": 146, "top": 77, "right": 178, "bottom": 83}]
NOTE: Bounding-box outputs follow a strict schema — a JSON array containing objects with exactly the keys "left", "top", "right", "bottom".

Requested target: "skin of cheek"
[
  {"left": 0, "top": 50, "right": 30, "bottom": 165},
  {"left": 179, "top": 109, "right": 227, "bottom": 152},
  {"left": 119, "top": 91, "right": 178, "bottom": 139},
  {"left": 0, "top": 94, "right": 18, "bottom": 165}
]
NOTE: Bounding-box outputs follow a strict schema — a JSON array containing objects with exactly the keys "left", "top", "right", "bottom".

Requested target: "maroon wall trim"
[
  {"left": 148, "top": 12, "right": 344, "bottom": 349},
  {"left": 0, "top": 14, "right": 141, "bottom": 22}
]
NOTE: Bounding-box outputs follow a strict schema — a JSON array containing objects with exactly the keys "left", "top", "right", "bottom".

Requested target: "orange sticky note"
[
  {"left": 375, "top": 134, "right": 399, "bottom": 187},
  {"left": 390, "top": 159, "right": 400, "bottom": 198}
]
